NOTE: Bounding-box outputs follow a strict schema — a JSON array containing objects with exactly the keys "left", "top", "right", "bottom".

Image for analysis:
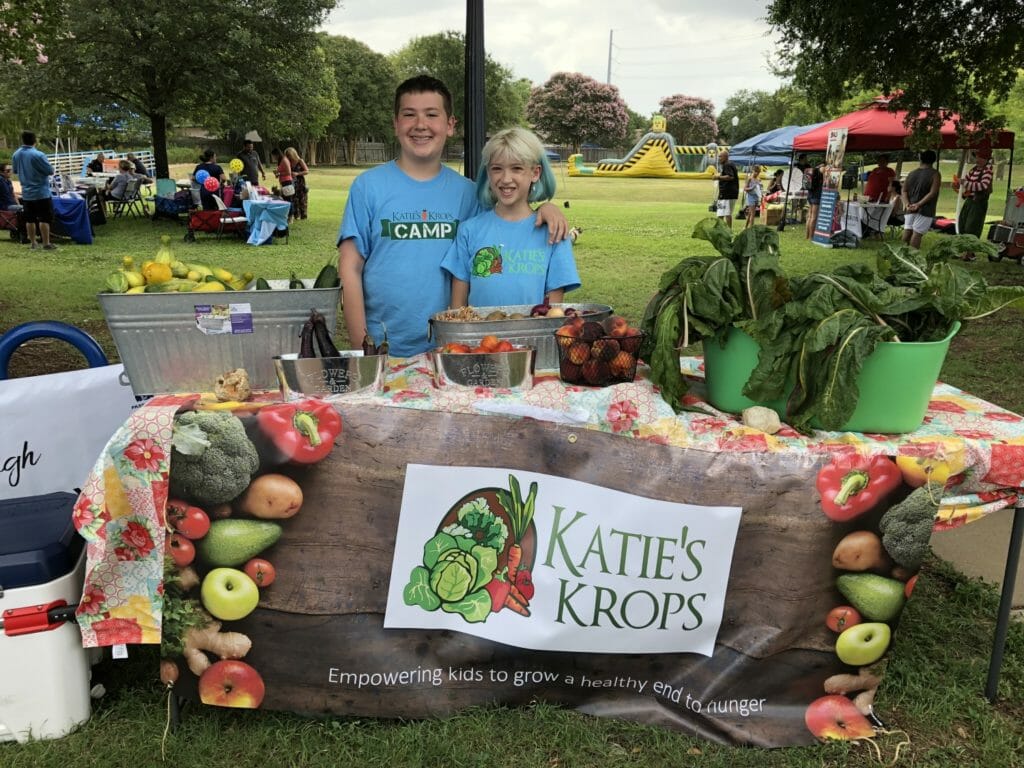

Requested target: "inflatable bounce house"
[{"left": 567, "top": 115, "right": 727, "bottom": 180}]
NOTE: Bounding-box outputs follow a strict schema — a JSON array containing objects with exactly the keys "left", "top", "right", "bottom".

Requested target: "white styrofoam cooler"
[{"left": 0, "top": 493, "right": 93, "bottom": 743}]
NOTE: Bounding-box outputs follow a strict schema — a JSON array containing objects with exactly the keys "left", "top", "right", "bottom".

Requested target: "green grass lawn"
[{"left": 1, "top": 165, "right": 1023, "bottom": 767}]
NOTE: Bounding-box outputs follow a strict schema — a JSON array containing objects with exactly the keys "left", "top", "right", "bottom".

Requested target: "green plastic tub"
[{"left": 702, "top": 322, "right": 961, "bottom": 434}]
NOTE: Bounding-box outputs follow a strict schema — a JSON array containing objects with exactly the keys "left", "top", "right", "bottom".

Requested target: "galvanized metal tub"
[
  {"left": 98, "top": 279, "right": 340, "bottom": 396},
  {"left": 273, "top": 353, "right": 387, "bottom": 400},
  {"left": 428, "top": 348, "right": 535, "bottom": 390},
  {"left": 428, "top": 303, "right": 612, "bottom": 370}
]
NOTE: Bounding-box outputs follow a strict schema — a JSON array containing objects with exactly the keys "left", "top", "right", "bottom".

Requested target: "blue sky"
[{"left": 322, "top": 0, "right": 785, "bottom": 117}]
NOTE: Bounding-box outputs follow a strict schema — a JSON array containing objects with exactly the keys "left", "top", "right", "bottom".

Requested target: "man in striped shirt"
[{"left": 957, "top": 148, "right": 994, "bottom": 238}]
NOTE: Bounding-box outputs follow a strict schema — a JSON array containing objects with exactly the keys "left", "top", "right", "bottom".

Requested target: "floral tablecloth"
[{"left": 73, "top": 355, "right": 1024, "bottom": 646}]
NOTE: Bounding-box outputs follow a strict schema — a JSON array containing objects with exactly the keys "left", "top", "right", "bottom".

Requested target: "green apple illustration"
[
  {"left": 835, "top": 621, "right": 891, "bottom": 666},
  {"left": 201, "top": 567, "right": 261, "bottom": 621}
]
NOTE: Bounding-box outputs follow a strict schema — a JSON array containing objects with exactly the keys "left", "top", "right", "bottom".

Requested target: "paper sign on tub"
[{"left": 384, "top": 465, "right": 742, "bottom": 655}]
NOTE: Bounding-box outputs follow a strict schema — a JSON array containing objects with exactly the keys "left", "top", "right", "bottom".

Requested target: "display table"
[
  {"left": 69, "top": 358, "right": 1024, "bottom": 746},
  {"left": 843, "top": 200, "right": 893, "bottom": 240},
  {"left": 51, "top": 195, "right": 93, "bottom": 244},
  {"left": 243, "top": 198, "right": 290, "bottom": 245}
]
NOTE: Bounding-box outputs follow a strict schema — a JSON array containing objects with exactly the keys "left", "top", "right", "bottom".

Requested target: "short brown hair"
[{"left": 394, "top": 75, "right": 453, "bottom": 117}]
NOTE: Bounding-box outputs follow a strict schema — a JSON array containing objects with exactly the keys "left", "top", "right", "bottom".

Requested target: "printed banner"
[
  {"left": 159, "top": 404, "right": 938, "bottom": 747},
  {"left": 812, "top": 128, "right": 849, "bottom": 246},
  {"left": 384, "top": 465, "right": 742, "bottom": 656}
]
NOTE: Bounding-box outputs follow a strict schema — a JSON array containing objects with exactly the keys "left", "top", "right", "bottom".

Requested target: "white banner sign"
[{"left": 385, "top": 465, "right": 742, "bottom": 656}]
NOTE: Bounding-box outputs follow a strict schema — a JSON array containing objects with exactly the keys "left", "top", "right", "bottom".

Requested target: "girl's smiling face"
[{"left": 487, "top": 151, "right": 540, "bottom": 215}]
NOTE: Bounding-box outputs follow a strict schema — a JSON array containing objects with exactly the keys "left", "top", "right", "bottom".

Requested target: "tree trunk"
[
  {"left": 150, "top": 113, "right": 170, "bottom": 179},
  {"left": 346, "top": 137, "right": 357, "bottom": 166}
]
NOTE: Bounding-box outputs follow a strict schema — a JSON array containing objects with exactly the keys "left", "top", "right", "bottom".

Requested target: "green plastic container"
[{"left": 703, "top": 322, "right": 960, "bottom": 434}]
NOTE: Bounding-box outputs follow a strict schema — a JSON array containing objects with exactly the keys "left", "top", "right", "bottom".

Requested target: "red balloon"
[{"left": 203, "top": 176, "right": 220, "bottom": 191}]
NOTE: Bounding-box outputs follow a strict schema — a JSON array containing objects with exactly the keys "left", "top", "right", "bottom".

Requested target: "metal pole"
[
  {"left": 464, "top": 0, "right": 485, "bottom": 181},
  {"left": 606, "top": 30, "right": 613, "bottom": 84},
  {"left": 985, "top": 504, "right": 1024, "bottom": 703}
]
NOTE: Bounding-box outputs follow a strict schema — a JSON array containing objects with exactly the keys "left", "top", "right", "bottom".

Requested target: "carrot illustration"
[
  {"left": 498, "top": 475, "right": 537, "bottom": 589},
  {"left": 509, "top": 580, "right": 530, "bottom": 607},
  {"left": 504, "top": 591, "right": 530, "bottom": 617}
]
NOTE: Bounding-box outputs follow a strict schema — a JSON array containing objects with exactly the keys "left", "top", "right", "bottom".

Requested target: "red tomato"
[
  {"left": 167, "top": 499, "right": 210, "bottom": 540},
  {"left": 443, "top": 343, "right": 471, "bottom": 354},
  {"left": 825, "top": 605, "right": 862, "bottom": 633},
  {"left": 243, "top": 557, "right": 277, "bottom": 587},
  {"left": 495, "top": 340, "right": 515, "bottom": 352},
  {"left": 166, "top": 532, "right": 195, "bottom": 568},
  {"left": 480, "top": 334, "right": 501, "bottom": 352}
]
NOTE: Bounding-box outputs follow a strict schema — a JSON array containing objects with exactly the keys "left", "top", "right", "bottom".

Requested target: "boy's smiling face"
[{"left": 394, "top": 90, "right": 456, "bottom": 171}]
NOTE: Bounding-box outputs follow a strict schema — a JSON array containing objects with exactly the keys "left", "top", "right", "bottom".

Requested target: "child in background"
[
  {"left": 338, "top": 75, "right": 567, "bottom": 358},
  {"left": 743, "top": 164, "right": 763, "bottom": 229},
  {"left": 442, "top": 128, "right": 580, "bottom": 309}
]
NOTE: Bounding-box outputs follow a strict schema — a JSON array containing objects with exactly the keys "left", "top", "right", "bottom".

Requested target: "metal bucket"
[
  {"left": 428, "top": 348, "right": 535, "bottom": 390},
  {"left": 429, "top": 303, "right": 612, "bottom": 371},
  {"left": 273, "top": 353, "right": 387, "bottom": 400}
]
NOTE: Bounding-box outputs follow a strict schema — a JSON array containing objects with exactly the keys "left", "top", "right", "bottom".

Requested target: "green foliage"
[
  {"left": 767, "top": 0, "right": 1023, "bottom": 140},
  {"left": 527, "top": 72, "right": 629, "bottom": 152},
  {"left": 320, "top": 34, "right": 396, "bottom": 161}
]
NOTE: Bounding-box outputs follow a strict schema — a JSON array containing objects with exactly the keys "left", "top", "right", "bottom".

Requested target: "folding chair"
[
  {"left": 108, "top": 178, "right": 147, "bottom": 218},
  {"left": 212, "top": 195, "right": 248, "bottom": 240},
  {"left": 0, "top": 209, "right": 25, "bottom": 242}
]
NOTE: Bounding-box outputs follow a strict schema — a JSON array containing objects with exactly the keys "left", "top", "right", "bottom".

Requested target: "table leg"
[{"left": 985, "top": 503, "right": 1024, "bottom": 702}]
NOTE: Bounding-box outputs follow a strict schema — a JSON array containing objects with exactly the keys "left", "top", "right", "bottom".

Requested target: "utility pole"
[{"left": 606, "top": 29, "right": 613, "bottom": 84}]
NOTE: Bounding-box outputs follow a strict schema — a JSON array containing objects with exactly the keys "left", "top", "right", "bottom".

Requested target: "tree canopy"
[
  {"left": 658, "top": 95, "right": 717, "bottom": 145},
  {"left": 767, "top": 0, "right": 1024, "bottom": 142},
  {"left": 526, "top": 72, "right": 629, "bottom": 152},
  {"left": 321, "top": 35, "right": 397, "bottom": 165},
  {"left": 21, "top": 0, "right": 336, "bottom": 178}
]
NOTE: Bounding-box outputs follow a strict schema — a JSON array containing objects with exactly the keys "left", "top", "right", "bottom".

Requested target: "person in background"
[
  {"left": 192, "top": 149, "right": 226, "bottom": 211},
  {"left": 284, "top": 146, "right": 309, "bottom": 220},
  {"left": 863, "top": 154, "right": 895, "bottom": 202},
  {"left": 765, "top": 168, "right": 785, "bottom": 200},
  {"left": 126, "top": 153, "right": 151, "bottom": 182},
  {"left": 236, "top": 139, "right": 266, "bottom": 185},
  {"left": 713, "top": 149, "right": 739, "bottom": 228},
  {"left": 901, "top": 149, "right": 941, "bottom": 249},
  {"left": 337, "top": 74, "right": 567, "bottom": 358},
  {"left": 956, "top": 147, "right": 993, "bottom": 239},
  {"left": 270, "top": 147, "right": 295, "bottom": 217},
  {"left": 743, "top": 164, "right": 763, "bottom": 229},
  {"left": 86, "top": 151, "right": 105, "bottom": 175},
  {"left": 105, "top": 159, "right": 138, "bottom": 201},
  {"left": 0, "top": 163, "right": 22, "bottom": 210},
  {"left": 804, "top": 160, "right": 824, "bottom": 239},
  {"left": 11, "top": 131, "right": 57, "bottom": 250},
  {"left": 441, "top": 127, "right": 579, "bottom": 309},
  {"left": 887, "top": 179, "right": 905, "bottom": 227}
]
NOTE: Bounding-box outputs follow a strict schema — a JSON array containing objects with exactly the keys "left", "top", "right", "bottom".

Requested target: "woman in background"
[
  {"left": 270, "top": 147, "right": 295, "bottom": 219},
  {"left": 284, "top": 146, "right": 309, "bottom": 220}
]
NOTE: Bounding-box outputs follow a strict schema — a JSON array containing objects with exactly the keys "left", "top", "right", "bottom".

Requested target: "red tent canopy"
[{"left": 792, "top": 103, "right": 1015, "bottom": 153}]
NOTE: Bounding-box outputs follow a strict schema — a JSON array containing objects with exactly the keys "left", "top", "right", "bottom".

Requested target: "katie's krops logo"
[{"left": 403, "top": 475, "right": 536, "bottom": 624}]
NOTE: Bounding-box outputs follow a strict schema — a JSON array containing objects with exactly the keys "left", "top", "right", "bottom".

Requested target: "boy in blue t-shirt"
[
  {"left": 441, "top": 127, "right": 579, "bottom": 308},
  {"left": 337, "top": 75, "right": 566, "bottom": 358}
]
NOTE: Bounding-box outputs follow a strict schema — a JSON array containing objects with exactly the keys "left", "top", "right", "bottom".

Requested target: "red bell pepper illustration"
[
  {"left": 816, "top": 454, "right": 902, "bottom": 522},
  {"left": 257, "top": 400, "right": 342, "bottom": 465}
]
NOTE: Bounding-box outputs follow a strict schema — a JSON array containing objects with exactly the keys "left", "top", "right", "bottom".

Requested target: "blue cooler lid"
[{"left": 0, "top": 492, "right": 84, "bottom": 590}]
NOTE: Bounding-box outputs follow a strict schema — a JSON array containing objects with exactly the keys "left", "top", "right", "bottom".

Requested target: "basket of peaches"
[
  {"left": 554, "top": 315, "right": 645, "bottom": 386},
  {"left": 429, "top": 334, "right": 536, "bottom": 390}
]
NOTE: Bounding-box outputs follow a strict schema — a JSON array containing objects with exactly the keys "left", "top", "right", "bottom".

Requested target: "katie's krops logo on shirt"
[
  {"left": 381, "top": 208, "right": 458, "bottom": 240},
  {"left": 385, "top": 465, "right": 743, "bottom": 656}
]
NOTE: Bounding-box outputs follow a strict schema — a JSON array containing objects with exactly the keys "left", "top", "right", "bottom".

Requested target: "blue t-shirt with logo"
[
  {"left": 440, "top": 210, "right": 580, "bottom": 308},
  {"left": 338, "top": 161, "right": 481, "bottom": 357}
]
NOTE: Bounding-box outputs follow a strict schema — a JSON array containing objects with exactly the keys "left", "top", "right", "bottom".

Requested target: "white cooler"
[{"left": 0, "top": 492, "right": 93, "bottom": 743}]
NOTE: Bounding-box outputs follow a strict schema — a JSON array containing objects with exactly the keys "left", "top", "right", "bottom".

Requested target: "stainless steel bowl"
[
  {"left": 428, "top": 348, "right": 535, "bottom": 390},
  {"left": 273, "top": 353, "right": 387, "bottom": 400}
]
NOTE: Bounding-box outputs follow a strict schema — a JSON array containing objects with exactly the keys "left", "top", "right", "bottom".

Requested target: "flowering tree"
[
  {"left": 527, "top": 72, "right": 629, "bottom": 153},
  {"left": 0, "top": 0, "right": 59, "bottom": 64},
  {"left": 659, "top": 95, "right": 718, "bottom": 145}
]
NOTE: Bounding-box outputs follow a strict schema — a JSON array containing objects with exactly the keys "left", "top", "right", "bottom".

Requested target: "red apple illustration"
[
  {"left": 198, "top": 659, "right": 266, "bottom": 709},
  {"left": 804, "top": 694, "right": 875, "bottom": 740}
]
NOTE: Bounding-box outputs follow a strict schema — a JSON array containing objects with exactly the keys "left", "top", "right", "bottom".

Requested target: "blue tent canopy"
[{"left": 729, "top": 122, "right": 828, "bottom": 167}]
